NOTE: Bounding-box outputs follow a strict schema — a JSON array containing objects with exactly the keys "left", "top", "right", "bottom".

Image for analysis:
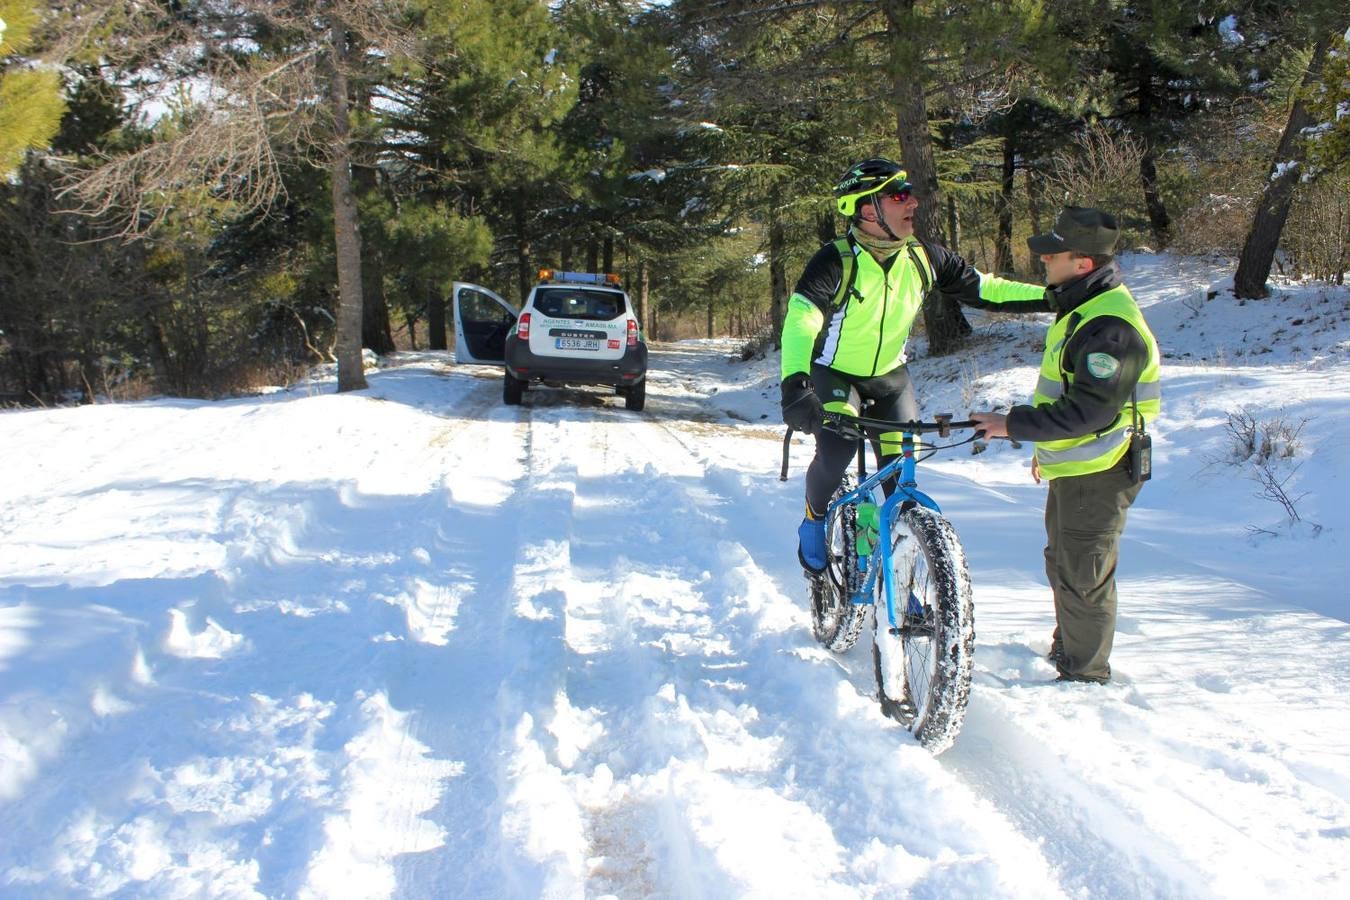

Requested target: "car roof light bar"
[{"left": 537, "top": 269, "right": 622, "bottom": 286}]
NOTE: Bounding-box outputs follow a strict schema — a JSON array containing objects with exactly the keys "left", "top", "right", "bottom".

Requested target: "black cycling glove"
[{"left": 781, "top": 374, "right": 823, "bottom": 433}]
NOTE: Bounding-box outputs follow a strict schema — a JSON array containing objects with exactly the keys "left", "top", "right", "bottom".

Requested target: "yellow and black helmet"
[{"left": 833, "top": 158, "right": 910, "bottom": 217}]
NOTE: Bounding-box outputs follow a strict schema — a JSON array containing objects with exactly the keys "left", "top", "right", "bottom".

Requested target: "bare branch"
[
  {"left": 48, "top": 0, "right": 421, "bottom": 239},
  {"left": 1046, "top": 124, "right": 1146, "bottom": 210}
]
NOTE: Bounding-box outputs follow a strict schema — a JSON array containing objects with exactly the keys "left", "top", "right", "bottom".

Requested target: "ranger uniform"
[{"left": 973, "top": 206, "right": 1161, "bottom": 683}]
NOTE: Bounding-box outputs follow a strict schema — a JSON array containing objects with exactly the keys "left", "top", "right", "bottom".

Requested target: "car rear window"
[{"left": 532, "top": 288, "right": 625, "bottom": 322}]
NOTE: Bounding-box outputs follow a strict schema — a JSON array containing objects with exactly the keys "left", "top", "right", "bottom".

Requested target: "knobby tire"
[
  {"left": 809, "top": 478, "right": 871, "bottom": 652},
  {"left": 503, "top": 371, "right": 524, "bottom": 405},
  {"left": 872, "top": 505, "right": 974, "bottom": 755}
]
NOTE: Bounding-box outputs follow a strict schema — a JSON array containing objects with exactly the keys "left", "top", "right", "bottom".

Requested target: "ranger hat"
[{"left": 1027, "top": 206, "right": 1119, "bottom": 256}]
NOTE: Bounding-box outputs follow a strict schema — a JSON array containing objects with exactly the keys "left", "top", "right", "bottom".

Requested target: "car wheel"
[
  {"left": 624, "top": 379, "right": 645, "bottom": 412},
  {"left": 503, "top": 371, "right": 524, "bottom": 405}
]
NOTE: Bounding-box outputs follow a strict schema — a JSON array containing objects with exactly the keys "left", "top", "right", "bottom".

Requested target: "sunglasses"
[{"left": 882, "top": 188, "right": 913, "bottom": 203}]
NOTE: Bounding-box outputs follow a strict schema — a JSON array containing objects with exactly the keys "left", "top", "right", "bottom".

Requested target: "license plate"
[{"left": 556, "top": 338, "right": 599, "bottom": 351}]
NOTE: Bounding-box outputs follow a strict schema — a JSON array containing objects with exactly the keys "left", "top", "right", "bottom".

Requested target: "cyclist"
[{"left": 781, "top": 157, "right": 1047, "bottom": 573}]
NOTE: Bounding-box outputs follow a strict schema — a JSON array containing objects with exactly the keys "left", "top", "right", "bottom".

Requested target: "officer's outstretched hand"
[
  {"left": 969, "top": 411, "right": 1008, "bottom": 440},
  {"left": 781, "top": 374, "right": 823, "bottom": 434}
]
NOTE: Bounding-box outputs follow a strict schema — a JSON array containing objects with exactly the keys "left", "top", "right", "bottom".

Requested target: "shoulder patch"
[{"left": 1086, "top": 352, "right": 1121, "bottom": 379}]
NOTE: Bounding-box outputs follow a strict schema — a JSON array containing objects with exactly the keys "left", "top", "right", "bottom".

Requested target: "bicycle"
[{"left": 781, "top": 410, "right": 979, "bottom": 754}]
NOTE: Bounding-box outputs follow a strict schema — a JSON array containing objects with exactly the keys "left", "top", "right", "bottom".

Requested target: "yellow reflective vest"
[
  {"left": 781, "top": 236, "right": 1044, "bottom": 379},
  {"left": 1031, "top": 284, "right": 1161, "bottom": 479}
]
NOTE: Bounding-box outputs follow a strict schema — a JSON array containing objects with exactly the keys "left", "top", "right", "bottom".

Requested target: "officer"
[
  {"left": 971, "top": 206, "right": 1161, "bottom": 684},
  {"left": 781, "top": 157, "right": 1046, "bottom": 572}
]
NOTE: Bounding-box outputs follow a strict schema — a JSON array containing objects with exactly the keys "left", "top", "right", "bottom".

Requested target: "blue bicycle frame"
[{"left": 826, "top": 431, "right": 942, "bottom": 631}]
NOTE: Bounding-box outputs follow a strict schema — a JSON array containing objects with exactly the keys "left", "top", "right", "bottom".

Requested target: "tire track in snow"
[
  {"left": 385, "top": 394, "right": 584, "bottom": 897},
  {"left": 484, "top": 405, "right": 1063, "bottom": 897},
  {"left": 470, "top": 406, "right": 661, "bottom": 897},
  {"left": 460, "top": 406, "right": 798, "bottom": 895},
  {"left": 945, "top": 686, "right": 1216, "bottom": 899},
  {"left": 411, "top": 356, "right": 1061, "bottom": 896},
  {"left": 405, "top": 402, "right": 667, "bottom": 897},
  {"left": 305, "top": 374, "right": 533, "bottom": 898}
]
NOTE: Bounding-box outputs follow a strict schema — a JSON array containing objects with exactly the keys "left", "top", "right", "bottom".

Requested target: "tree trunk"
[
  {"left": 1026, "top": 168, "right": 1046, "bottom": 280},
  {"left": 514, "top": 191, "right": 532, "bottom": 304},
  {"left": 427, "top": 284, "right": 446, "bottom": 350},
  {"left": 353, "top": 164, "right": 394, "bottom": 354},
  {"left": 888, "top": 46, "right": 942, "bottom": 240},
  {"left": 1139, "top": 150, "right": 1170, "bottom": 247},
  {"left": 994, "top": 134, "right": 1015, "bottom": 274},
  {"left": 946, "top": 194, "right": 960, "bottom": 256},
  {"left": 1136, "top": 58, "right": 1172, "bottom": 247},
  {"left": 404, "top": 310, "right": 418, "bottom": 351},
  {"left": 1234, "top": 35, "right": 1331, "bottom": 299},
  {"left": 769, "top": 217, "right": 788, "bottom": 350},
  {"left": 705, "top": 298, "right": 714, "bottom": 339},
  {"left": 603, "top": 237, "right": 614, "bottom": 274},
  {"left": 350, "top": 65, "right": 393, "bottom": 357},
  {"left": 1338, "top": 206, "right": 1348, "bottom": 285},
  {"left": 328, "top": 18, "right": 367, "bottom": 392},
  {"left": 587, "top": 241, "right": 599, "bottom": 273},
  {"left": 885, "top": 1, "right": 970, "bottom": 355},
  {"left": 637, "top": 258, "right": 650, "bottom": 329},
  {"left": 139, "top": 302, "right": 173, "bottom": 396}
]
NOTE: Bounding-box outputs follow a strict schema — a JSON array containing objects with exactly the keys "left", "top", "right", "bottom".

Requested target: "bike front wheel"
[
  {"left": 810, "top": 480, "right": 871, "bottom": 652},
  {"left": 872, "top": 505, "right": 974, "bottom": 754}
]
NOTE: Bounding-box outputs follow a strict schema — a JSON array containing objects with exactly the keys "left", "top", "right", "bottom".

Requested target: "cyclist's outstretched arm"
[{"left": 920, "top": 240, "right": 1049, "bottom": 313}]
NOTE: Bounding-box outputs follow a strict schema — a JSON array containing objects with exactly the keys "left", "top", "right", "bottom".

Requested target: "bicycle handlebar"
[
  {"left": 779, "top": 413, "right": 983, "bottom": 481},
  {"left": 820, "top": 411, "right": 977, "bottom": 441}
]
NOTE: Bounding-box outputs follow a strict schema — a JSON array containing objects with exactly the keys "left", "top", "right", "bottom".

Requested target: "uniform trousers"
[{"left": 1044, "top": 454, "right": 1143, "bottom": 683}]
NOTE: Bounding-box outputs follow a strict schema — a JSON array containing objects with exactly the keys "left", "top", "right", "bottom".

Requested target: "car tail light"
[
  {"left": 626, "top": 319, "right": 638, "bottom": 348},
  {"left": 518, "top": 313, "right": 531, "bottom": 340}
]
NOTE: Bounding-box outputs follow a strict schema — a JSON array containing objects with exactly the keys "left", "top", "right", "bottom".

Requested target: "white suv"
[{"left": 452, "top": 270, "right": 649, "bottom": 411}]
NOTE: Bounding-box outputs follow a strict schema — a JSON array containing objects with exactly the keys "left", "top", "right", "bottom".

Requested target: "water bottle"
[{"left": 856, "top": 501, "right": 880, "bottom": 556}]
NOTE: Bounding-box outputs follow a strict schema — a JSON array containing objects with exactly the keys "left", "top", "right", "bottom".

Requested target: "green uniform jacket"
[
  {"left": 1006, "top": 262, "right": 1161, "bottom": 479},
  {"left": 781, "top": 234, "right": 1046, "bottom": 380}
]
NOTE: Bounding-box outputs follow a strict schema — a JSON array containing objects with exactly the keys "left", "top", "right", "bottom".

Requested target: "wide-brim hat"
[{"left": 1027, "top": 206, "right": 1119, "bottom": 256}]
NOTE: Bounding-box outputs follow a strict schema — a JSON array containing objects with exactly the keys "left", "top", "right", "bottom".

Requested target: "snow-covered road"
[{"left": 4, "top": 273, "right": 1349, "bottom": 898}]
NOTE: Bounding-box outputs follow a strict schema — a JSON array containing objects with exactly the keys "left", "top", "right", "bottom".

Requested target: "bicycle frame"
[
  {"left": 827, "top": 431, "right": 942, "bottom": 632},
  {"left": 793, "top": 411, "right": 979, "bottom": 752}
]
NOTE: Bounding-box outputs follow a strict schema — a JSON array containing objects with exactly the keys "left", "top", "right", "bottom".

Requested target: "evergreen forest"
[{"left": 1, "top": 0, "right": 1346, "bottom": 403}]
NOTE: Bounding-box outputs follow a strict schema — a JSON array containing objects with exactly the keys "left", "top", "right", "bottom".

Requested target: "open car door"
[{"left": 452, "top": 282, "right": 518, "bottom": 364}]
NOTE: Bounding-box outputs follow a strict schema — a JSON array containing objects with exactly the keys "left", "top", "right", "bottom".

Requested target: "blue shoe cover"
[{"left": 798, "top": 516, "right": 827, "bottom": 573}]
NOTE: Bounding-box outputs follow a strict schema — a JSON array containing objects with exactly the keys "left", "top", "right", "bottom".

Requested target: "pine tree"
[
  {"left": 668, "top": 0, "right": 1063, "bottom": 353},
  {"left": 1302, "top": 29, "right": 1350, "bottom": 178},
  {"left": 1234, "top": 36, "right": 1337, "bottom": 298},
  {"left": 0, "top": 0, "right": 64, "bottom": 176},
  {"left": 48, "top": 0, "right": 432, "bottom": 392},
  {"left": 387, "top": 0, "right": 573, "bottom": 305}
]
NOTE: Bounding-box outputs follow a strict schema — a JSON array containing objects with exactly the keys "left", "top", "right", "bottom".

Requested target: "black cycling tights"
[{"left": 804, "top": 363, "right": 918, "bottom": 516}]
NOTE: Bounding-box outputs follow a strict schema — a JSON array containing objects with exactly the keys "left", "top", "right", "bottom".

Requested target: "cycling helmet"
[{"left": 833, "top": 158, "right": 911, "bottom": 217}]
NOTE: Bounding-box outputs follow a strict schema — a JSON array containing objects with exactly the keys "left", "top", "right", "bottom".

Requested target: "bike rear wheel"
[
  {"left": 810, "top": 480, "right": 871, "bottom": 652},
  {"left": 872, "top": 505, "right": 974, "bottom": 754}
]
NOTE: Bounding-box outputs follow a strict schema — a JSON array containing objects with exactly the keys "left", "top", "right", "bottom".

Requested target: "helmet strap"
[{"left": 870, "top": 194, "right": 902, "bottom": 242}]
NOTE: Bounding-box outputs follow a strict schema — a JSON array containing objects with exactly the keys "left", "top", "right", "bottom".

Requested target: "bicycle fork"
[{"left": 848, "top": 431, "right": 939, "bottom": 636}]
